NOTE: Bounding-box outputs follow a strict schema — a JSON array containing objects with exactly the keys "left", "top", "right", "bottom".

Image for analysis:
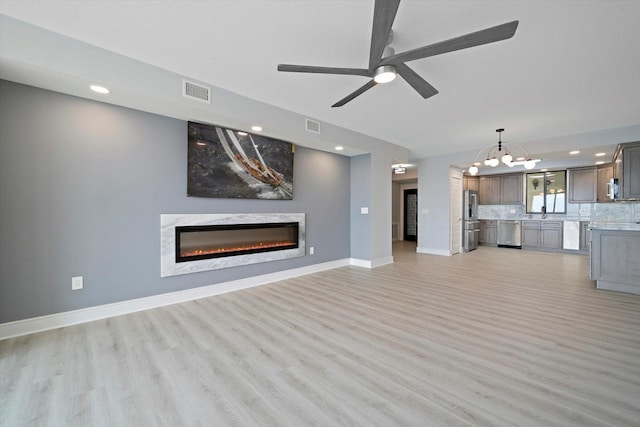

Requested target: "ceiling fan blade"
[
  {"left": 369, "top": 0, "right": 401, "bottom": 71},
  {"left": 278, "top": 64, "right": 371, "bottom": 77},
  {"left": 384, "top": 20, "right": 519, "bottom": 65},
  {"left": 395, "top": 63, "right": 439, "bottom": 99},
  {"left": 332, "top": 80, "right": 378, "bottom": 108}
]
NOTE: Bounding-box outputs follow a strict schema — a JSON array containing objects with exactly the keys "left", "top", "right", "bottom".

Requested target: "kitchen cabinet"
[
  {"left": 521, "top": 220, "right": 563, "bottom": 249},
  {"left": 540, "top": 221, "right": 563, "bottom": 249},
  {"left": 479, "top": 177, "right": 501, "bottom": 205},
  {"left": 522, "top": 221, "right": 540, "bottom": 246},
  {"left": 463, "top": 175, "right": 479, "bottom": 192},
  {"left": 479, "top": 173, "right": 522, "bottom": 205},
  {"left": 613, "top": 141, "right": 640, "bottom": 200},
  {"left": 479, "top": 220, "right": 497, "bottom": 245},
  {"left": 568, "top": 167, "right": 597, "bottom": 203},
  {"left": 596, "top": 165, "right": 613, "bottom": 203},
  {"left": 500, "top": 174, "right": 523, "bottom": 204},
  {"left": 590, "top": 227, "right": 640, "bottom": 294},
  {"left": 580, "top": 221, "right": 590, "bottom": 251}
]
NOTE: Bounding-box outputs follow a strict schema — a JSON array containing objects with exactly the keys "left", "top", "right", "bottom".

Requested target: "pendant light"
[{"left": 467, "top": 128, "right": 541, "bottom": 175}]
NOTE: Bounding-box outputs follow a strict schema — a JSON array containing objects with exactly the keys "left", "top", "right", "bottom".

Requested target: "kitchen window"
[{"left": 526, "top": 170, "right": 567, "bottom": 214}]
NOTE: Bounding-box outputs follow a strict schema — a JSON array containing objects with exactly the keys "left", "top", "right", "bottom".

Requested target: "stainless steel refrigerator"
[{"left": 463, "top": 190, "right": 479, "bottom": 252}]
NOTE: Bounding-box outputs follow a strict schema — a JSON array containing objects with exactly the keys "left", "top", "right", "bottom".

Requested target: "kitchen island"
[{"left": 589, "top": 223, "right": 640, "bottom": 295}]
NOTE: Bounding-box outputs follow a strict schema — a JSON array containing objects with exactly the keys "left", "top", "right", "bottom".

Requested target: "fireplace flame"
[{"left": 181, "top": 241, "right": 295, "bottom": 258}]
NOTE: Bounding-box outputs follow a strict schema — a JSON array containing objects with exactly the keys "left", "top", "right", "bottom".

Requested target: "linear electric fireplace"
[
  {"left": 161, "top": 213, "right": 305, "bottom": 277},
  {"left": 176, "top": 222, "right": 299, "bottom": 262}
]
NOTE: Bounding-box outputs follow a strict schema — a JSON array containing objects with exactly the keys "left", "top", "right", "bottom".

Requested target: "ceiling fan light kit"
[
  {"left": 373, "top": 65, "right": 397, "bottom": 84},
  {"left": 277, "top": 0, "right": 518, "bottom": 107},
  {"left": 468, "top": 129, "right": 541, "bottom": 176}
]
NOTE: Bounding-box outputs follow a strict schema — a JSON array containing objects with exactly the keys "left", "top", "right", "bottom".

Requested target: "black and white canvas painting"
[{"left": 187, "top": 121, "right": 294, "bottom": 199}]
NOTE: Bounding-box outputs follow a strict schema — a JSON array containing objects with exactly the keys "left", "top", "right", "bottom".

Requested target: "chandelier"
[{"left": 468, "top": 129, "right": 540, "bottom": 176}]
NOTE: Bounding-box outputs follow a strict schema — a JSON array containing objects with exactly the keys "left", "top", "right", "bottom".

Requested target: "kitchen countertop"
[
  {"left": 478, "top": 218, "right": 587, "bottom": 222},
  {"left": 588, "top": 222, "right": 640, "bottom": 231}
]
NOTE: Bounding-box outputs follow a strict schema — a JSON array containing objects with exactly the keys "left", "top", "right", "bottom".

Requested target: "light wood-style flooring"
[{"left": 2, "top": 242, "right": 640, "bottom": 426}]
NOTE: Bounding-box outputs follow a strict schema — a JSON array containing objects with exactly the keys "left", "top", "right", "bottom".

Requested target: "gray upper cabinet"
[
  {"left": 568, "top": 167, "right": 597, "bottom": 203},
  {"left": 500, "top": 174, "right": 523, "bottom": 204},
  {"left": 596, "top": 165, "right": 613, "bottom": 203},
  {"left": 463, "top": 175, "right": 479, "bottom": 192},
  {"left": 479, "top": 174, "right": 522, "bottom": 205},
  {"left": 479, "top": 176, "right": 501, "bottom": 205},
  {"left": 613, "top": 141, "right": 640, "bottom": 201},
  {"left": 623, "top": 144, "right": 640, "bottom": 200}
]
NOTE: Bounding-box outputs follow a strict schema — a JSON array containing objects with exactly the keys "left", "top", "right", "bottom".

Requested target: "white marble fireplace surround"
[{"left": 161, "top": 213, "right": 305, "bottom": 277}]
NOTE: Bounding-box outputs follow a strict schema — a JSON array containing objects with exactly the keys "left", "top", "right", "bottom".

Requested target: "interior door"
[
  {"left": 450, "top": 172, "right": 462, "bottom": 254},
  {"left": 404, "top": 189, "right": 417, "bottom": 241}
]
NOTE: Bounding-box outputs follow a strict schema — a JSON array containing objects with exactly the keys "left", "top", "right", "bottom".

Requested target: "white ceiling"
[{"left": 1, "top": 0, "right": 640, "bottom": 167}]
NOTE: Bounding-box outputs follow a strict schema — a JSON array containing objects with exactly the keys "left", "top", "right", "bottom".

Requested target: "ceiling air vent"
[
  {"left": 183, "top": 79, "right": 211, "bottom": 104},
  {"left": 305, "top": 118, "right": 320, "bottom": 134}
]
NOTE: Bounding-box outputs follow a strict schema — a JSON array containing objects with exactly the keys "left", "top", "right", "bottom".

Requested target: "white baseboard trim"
[
  {"left": 371, "top": 256, "right": 394, "bottom": 268},
  {"left": 417, "top": 247, "right": 452, "bottom": 256},
  {"left": 349, "top": 258, "right": 372, "bottom": 268},
  {"left": 0, "top": 258, "right": 351, "bottom": 340},
  {"left": 349, "top": 256, "right": 394, "bottom": 269}
]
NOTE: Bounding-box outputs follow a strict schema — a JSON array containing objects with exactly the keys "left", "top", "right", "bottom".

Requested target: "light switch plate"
[
  {"left": 72, "top": 276, "right": 83, "bottom": 290},
  {"left": 360, "top": 207, "right": 369, "bottom": 214}
]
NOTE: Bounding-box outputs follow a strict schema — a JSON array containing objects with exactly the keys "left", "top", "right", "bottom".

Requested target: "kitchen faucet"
[{"left": 541, "top": 206, "right": 547, "bottom": 219}]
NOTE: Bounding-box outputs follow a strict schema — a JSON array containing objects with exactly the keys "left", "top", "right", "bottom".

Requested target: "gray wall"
[
  {"left": 350, "top": 154, "right": 371, "bottom": 260},
  {"left": 418, "top": 156, "right": 454, "bottom": 254},
  {"left": 0, "top": 80, "right": 351, "bottom": 323}
]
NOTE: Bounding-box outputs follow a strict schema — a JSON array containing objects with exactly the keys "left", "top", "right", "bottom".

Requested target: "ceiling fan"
[{"left": 277, "top": 0, "right": 518, "bottom": 107}]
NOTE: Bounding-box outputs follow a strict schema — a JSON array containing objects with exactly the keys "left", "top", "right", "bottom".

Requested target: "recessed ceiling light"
[
  {"left": 473, "top": 162, "right": 481, "bottom": 166},
  {"left": 595, "top": 161, "right": 605, "bottom": 165},
  {"left": 569, "top": 150, "right": 580, "bottom": 155},
  {"left": 251, "top": 126, "right": 262, "bottom": 132},
  {"left": 90, "top": 85, "right": 110, "bottom": 94},
  {"left": 540, "top": 169, "right": 548, "bottom": 172},
  {"left": 335, "top": 146, "right": 344, "bottom": 151},
  {"left": 237, "top": 131, "right": 248, "bottom": 136},
  {"left": 595, "top": 152, "right": 606, "bottom": 157},
  {"left": 516, "top": 157, "right": 525, "bottom": 161}
]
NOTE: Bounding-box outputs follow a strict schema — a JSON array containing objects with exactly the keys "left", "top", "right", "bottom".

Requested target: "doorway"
[
  {"left": 404, "top": 188, "right": 418, "bottom": 241},
  {"left": 450, "top": 170, "right": 462, "bottom": 254}
]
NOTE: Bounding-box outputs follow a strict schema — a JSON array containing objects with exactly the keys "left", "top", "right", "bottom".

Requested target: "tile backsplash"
[
  {"left": 478, "top": 202, "right": 640, "bottom": 223},
  {"left": 591, "top": 202, "right": 640, "bottom": 223}
]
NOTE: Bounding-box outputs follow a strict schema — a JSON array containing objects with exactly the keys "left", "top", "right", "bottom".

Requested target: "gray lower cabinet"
[
  {"left": 590, "top": 228, "right": 640, "bottom": 294},
  {"left": 522, "top": 220, "right": 563, "bottom": 249},
  {"left": 479, "top": 220, "right": 497, "bottom": 245},
  {"left": 580, "top": 221, "right": 590, "bottom": 251},
  {"left": 522, "top": 221, "right": 540, "bottom": 246},
  {"left": 540, "top": 224, "right": 563, "bottom": 248}
]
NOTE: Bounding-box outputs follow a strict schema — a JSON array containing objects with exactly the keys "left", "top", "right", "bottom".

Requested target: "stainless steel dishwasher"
[{"left": 497, "top": 220, "right": 522, "bottom": 248}]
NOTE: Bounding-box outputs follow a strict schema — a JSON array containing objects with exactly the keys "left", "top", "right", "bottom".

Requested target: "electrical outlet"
[
  {"left": 309, "top": 246, "right": 315, "bottom": 255},
  {"left": 71, "top": 276, "right": 83, "bottom": 290}
]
